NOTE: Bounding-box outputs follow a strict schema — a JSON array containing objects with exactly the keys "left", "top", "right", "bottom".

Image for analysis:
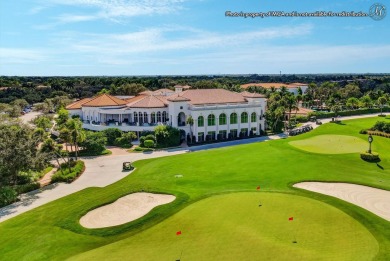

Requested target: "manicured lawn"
[
  {"left": 289, "top": 134, "right": 367, "bottom": 154},
  {"left": 0, "top": 116, "right": 389, "bottom": 260},
  {"left": 69, "top": 192, "right": 378, "bottom": 261}
]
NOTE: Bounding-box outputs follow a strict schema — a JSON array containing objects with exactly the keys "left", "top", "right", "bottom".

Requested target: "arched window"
[
  {"left": 144, "top": 112, "right": 148, "bottom": 123},
  {"left": 134, "top": 112, "right": 138, "bottom": 123},
  {"left": 251, "top": 112, "right": 257, "bottom": 122},
  {"left": 139, "top": 112, "right": 143, "bottom": 124},
  {"left": 151, "top": 112, "right": 156, "bottom": 123},
  {"left": 219, "top": 113, "right": 226, "bottom": 125},
  {"left": 241, "top": 112, "right": 248, "bottom": 123},
  {"left": 157, "top": 112, "right": 162, "bottom": 122},
  {"left": 198, "top": 116, "right": 204, "bottom": 127},
  {"left": 230, "top": 113, "right": 237, "bottom": 124},
  {"left": 162, "top": 111, "right": 167, "bottom": 122},
  {"left": 208, "top": 114, "right": 215, "bottom": 126}
]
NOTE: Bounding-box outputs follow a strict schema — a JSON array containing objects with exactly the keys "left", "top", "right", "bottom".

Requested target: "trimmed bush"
[
  {"left": 51, "top": 160, "right": 85, "bottom": 183},
  {"left": 0, "top": 187, "right": 18, "bottom": 207},
  {"left": 359, "top": 129, "right": 368, "bottom": 134},
  {"left": 360, "top": 152, "right": 380, "bottom": 162},
  {"left": 144, "top": 139, "right": 155, "bottom": 148}
]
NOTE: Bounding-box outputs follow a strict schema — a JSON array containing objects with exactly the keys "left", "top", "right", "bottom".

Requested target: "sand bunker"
[
  {"left": 80, "top": 193, "right": 175, "bottom": 228},
  {"left": 294, "top": 182, "right": 390, "bottom": 221}
]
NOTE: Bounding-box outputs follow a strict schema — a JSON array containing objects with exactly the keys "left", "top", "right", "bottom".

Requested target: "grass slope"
[
  {"left": 0, "top": 117, "right": 389, "bottom": 260},
  {"left": 69, "top": 192, "right": 378, "bottom": 261}
]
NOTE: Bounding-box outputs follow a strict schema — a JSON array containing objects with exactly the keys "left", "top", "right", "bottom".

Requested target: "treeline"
[{"left": 1, "top": 74, "right": 389, "bottom": 104}]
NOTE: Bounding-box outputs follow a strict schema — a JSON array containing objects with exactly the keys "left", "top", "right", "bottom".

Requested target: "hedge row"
[
  {"left": 360, "top": 152, "right": 380, "bottom": 162},
  {"left": 51, "top": 160, "right": 85, "bottom": 183},
  {"left": 367, "top": 130, "right": 390, "bottom": 139},
  {"left": 311, "top": 107, "right": 390, "bottom": 119}
]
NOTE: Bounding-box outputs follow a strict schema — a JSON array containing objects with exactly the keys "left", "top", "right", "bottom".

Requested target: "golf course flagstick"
[
  {"left": 176, "top": 250, "right": 183, "bottom": 261},
  {"left": 288, "top": 217, "right": 297, "bottom": 243}
]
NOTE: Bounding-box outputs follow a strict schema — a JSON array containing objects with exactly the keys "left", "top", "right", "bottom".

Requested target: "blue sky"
[{"left": 0, "top": 0, "right": 389, "bottom": 76}]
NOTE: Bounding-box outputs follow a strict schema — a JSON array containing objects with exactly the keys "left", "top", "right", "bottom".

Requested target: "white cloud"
[
  {"left": 56, "top": 24, "right": 313, "bottom": 61},
  {"left": 40, "top": 0, "right": 189, "bottom": 24},
  {"left": 0, "top": 48, "right": 47, "bottom": 64}
]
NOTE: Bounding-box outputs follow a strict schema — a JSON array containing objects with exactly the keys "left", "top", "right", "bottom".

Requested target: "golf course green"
[
  {"left": 69, "top": 192, "right": 378, "bottom": 261},
  {"left": 289, "top": 134, "right": 367, "bottom": 154},
  {"left": 0, "top": 116, "right": 389, "bottom": 260}
]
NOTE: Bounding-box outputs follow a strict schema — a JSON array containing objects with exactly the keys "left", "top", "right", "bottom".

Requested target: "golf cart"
[{"left": 122, "top": 162, "right": 134, "bottom": 171}]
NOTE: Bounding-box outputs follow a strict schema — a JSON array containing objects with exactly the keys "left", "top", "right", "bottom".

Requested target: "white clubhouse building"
[{"left": 66, "top": 86, "right": 267, "bottom": 142}]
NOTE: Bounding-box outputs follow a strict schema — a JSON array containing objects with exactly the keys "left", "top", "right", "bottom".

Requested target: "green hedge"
[
  {"left": 15, "top": 183, "right": 41, "bottom": 194},
  {"left": 360, "top": 152, "right": 380, "bottom": 162},
  {"left": 51, "top": 160, "right": 85, "bottom": 183},
  {"left": 0, "top": 187, "right": 18, "bottom": 207},
  {"left": 311, "top": 107, "right": 390, "bottom": 119}
]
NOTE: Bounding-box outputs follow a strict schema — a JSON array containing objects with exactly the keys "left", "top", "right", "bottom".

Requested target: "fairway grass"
[
  {"left": 289, "top": 135, "right": 367, "bottom": 154},
  {"left": 70, "top": 193, "right": 378, "bottom": 261},
  {"left": 0, "top": 117, "right": 389, "bottom": 260}
]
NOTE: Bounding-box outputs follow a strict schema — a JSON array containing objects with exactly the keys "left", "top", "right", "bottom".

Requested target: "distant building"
[
  {"left": 241, "top": 83, "right": 308, "bottom": 96},
  {"left": 66, "top": 86, "right": 267, "bottom": 142}
]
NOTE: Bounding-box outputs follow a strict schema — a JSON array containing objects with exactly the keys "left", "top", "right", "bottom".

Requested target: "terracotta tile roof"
[
  {"left": 66, "top": 98, "right": 92, "bottom": 110},
  {"left": 241, "top": 91, "right": 266, "bottom": 98},
  {"left": 153, "top": 88, "right": 174, "bottom": 95},
  {"left": 168, "top": 89, "right": 247, "bottom": 105},
  {"left": 167, "top": 96, "right": 191, "bottom": 102},
  {"left": 82, "top": 94, "right": 128, "bottom": 107},
  {"left": 127, "top": 95, "right": 168, "bottom": 108},
  {"left": 241, "top": 83, "right": 308, "bottom": 89},
  {"left": 286, "top": 107, "right": 313, "bottom": 115},
  {"left": 139, "top": 90, "right": 154, "bottom": 95}
]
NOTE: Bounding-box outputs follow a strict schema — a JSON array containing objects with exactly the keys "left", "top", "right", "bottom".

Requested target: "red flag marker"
[
  {"left": 176, "top": 231, "right": 182, "bottom": 235},
  {"left": 256, "top": 186, "right": 260, "bottom": 190},
  {"left": 289, "top": 217, "right": 294, "bottom": 221}
]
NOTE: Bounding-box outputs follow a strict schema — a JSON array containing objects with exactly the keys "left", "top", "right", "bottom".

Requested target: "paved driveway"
[{"left": 0, "top": 150, "right": 186, "bottom": 223}]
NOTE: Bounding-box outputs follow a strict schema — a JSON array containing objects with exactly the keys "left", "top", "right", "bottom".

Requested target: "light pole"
[{"left": 368, "top": 135, "right": 373, "bottom": 154}]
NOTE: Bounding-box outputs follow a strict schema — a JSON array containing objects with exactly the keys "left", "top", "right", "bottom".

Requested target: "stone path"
[{"left": 38, "top": 168, "right": 58, "bottom": 187}]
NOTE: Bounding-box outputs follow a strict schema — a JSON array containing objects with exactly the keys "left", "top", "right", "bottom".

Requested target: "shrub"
[
  {"left": 360, "top": 152, "right": 380, "bottom": 162},
  {"left": 0, "top": 187, "right": 18, "bottom": 207},
  {"left": 102, "top": 128, "right": 123, "bottom": 145},
  {"left": 291, "top": 115, "right": 308, "bottom": 123},
  {"left": 144, "top": 139, "right": 155, "bottom": 148},
  {"left": 154, "top": 125, "right": 180, "bottom": 148},
  {"left": 51, "top": 160, "right": 85, "bottom": 183},
  {"left": 139, "top": 134, "right": 156, "bottom": 147},
  {"left": 114, "top": 132, "right": 136, "bottom": 148},
  {"left": 312, "top": 107, "right": 390, "bottom": 119},
  {"left": 359, "top": 129, "right": 367, "bottom": 134},
  {"left": 79, "top": 131, "right": 107, "bottom": 153},
  {"left": 15, "top": 182, "right": 40, "bottom": 194}
]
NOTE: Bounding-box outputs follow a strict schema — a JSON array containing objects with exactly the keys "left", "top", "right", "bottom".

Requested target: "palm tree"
[
  {"left": 186, "top": 115, "right": 194, "bottom": 143},
  {"left": 66, "top": 118, "right": 85, "bottom": 160},
  {"left": 284, "top": 95, "right": 298, "bottom": 128},
  {"left": 377, "top": 96, "right": 388, "bottom": 116},
  {"left": 41, "top": 138, "right": 66, "bottom": 175}
]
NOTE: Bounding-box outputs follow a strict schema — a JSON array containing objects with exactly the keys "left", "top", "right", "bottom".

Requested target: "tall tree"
[
  {"left": 377, "top": 96, "right": 388, "bottom": 116},
  {"left": 66, "top": 118, "right": 85, "bottom": 160},
  {"left": 186, "top": 116, "right": 194, "bottom": 143},
  {"left": 0, "top": 122, "right": 45, "bottom": 186}
]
